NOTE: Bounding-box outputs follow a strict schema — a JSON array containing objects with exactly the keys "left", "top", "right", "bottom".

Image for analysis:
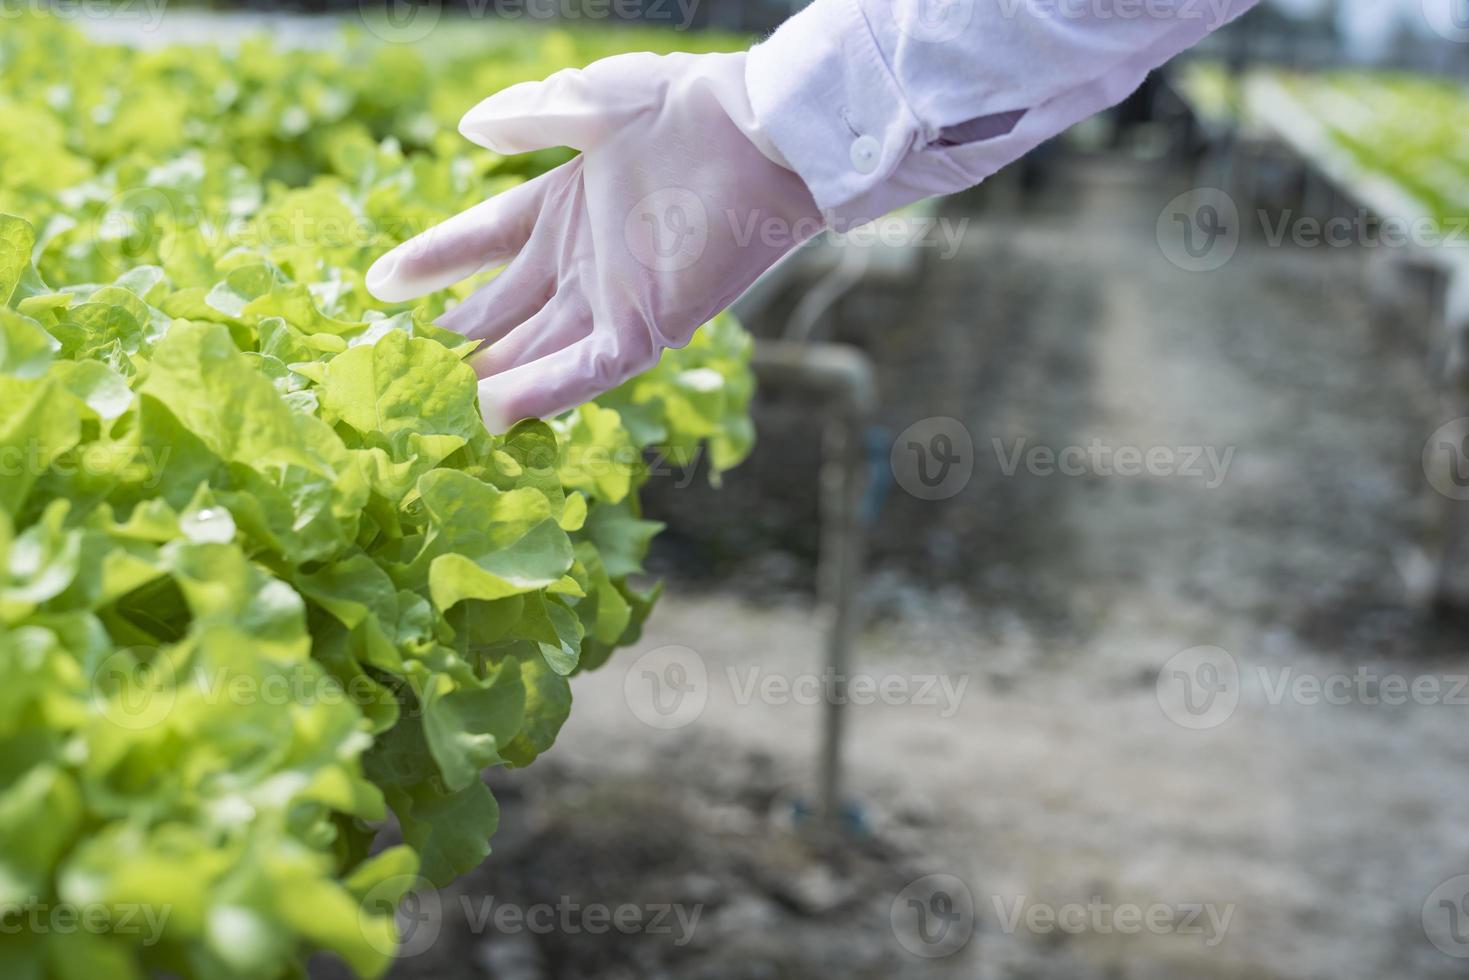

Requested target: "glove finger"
[
  {"left": 458, "top": 57, "right": 648, "bottom": 154},
  {"left": 477, "top": 326, "right": 661, "bottom": 431},
  {"left": 469, "top": 292, "right": 592, "bottom": 379},
  {"left": 364, "top": 167, "right": 564, "bottom": 303},
  {"left": 437, "top": 236, "right": 557, "bottom": 346}
]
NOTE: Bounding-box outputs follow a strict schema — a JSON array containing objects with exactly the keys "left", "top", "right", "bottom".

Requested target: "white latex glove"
[{"left": 366, "top": 51, "right": 823, "bottom": 431}]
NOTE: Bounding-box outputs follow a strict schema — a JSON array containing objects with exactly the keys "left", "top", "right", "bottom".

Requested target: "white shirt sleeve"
[{"left": 745, "top": 0, "right": 1260, "bottom": 225}]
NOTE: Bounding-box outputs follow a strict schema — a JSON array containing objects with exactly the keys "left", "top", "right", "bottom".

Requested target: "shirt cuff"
[{"left": 745, "top": 0, "right": 926, "bottom": 219}]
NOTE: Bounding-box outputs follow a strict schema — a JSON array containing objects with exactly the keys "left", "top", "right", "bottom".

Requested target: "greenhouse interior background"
[{"left": 5, "top": 0, "right": 1469, "bottom": 978}]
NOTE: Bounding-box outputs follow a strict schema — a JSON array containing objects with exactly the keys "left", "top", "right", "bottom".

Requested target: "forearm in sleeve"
[{"left": 745, "top": 0, "right": 1260, "bottom": 225}]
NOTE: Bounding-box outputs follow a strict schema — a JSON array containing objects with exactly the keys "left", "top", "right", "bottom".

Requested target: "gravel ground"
[{"left": 362, "top": 154, "right": 1469, "bottom": 980}]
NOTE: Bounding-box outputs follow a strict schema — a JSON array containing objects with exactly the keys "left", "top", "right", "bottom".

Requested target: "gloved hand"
[{"left": 366, "top": 51, "right": 823, "bottom": 431}]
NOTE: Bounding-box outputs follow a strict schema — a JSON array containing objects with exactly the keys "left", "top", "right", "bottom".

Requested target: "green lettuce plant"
[{"left": 0, "top": 14, "right": 752, "bottom": 979}]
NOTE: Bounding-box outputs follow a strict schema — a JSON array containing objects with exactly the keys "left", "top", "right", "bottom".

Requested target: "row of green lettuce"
[
  {"left": 1175, "top": 62, "right": 1469, "bottom": 225},
  {"left": 1271, "top": 71, "right": 1469, "bottom": 226},
  {"left": 0, "top": 14, "right": 750, "bottom": 980}
]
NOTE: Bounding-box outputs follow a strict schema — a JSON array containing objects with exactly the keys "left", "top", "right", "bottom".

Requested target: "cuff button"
[{"left": 849, "top": 135, "right": 881, "bottom": 175}]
